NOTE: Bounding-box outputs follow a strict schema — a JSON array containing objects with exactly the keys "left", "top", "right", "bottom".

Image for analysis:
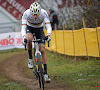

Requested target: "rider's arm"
[
  {"left": 45, "top": 21, "right": 52, "bottom": 36},
  {"left": 21, "top": 12, "right": 27, "bottom": 38},
  {"left": 43, "top": 10, "right": 52, "bottom": 36}
]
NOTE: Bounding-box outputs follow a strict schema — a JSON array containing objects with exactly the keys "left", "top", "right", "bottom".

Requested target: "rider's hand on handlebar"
[
  {"left": 24, "top": 38, "right": 27, "bottom": 44},
  {"left": 22, "top": 35, "right": 27, "bottom": 45},
  {"left": 22, "top": 38, "right": 27, "bottom": 45},
  {"left": 47, "top": 35, "right": 51, "bottom": 42}
]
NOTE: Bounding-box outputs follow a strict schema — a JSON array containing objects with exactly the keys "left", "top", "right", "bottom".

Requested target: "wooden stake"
[
  {"left": 63, "top": 24, "right": 65, "bottom": 55},
  {"left": 83, "top": 28, "right": 89, "bottom": 60},
  {"left": 63, "top": 24, "right": 65, "bottom": 30},
  {"left": 82, "top": 17, "right": 87, "bottom": 28},
  {"left": 55, "top": 24, "right": 57, "bottom": 30},
  {"left": 72, "top": 23, "right": 76, "bottom": 61},
  {"left": 95, "top": 19, "right": 100, "bottom": 57}
]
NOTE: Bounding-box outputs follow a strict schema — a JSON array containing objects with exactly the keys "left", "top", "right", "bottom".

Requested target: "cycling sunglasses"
[{"left": 32, "top": 14, "right": 39, "bottom": 16}]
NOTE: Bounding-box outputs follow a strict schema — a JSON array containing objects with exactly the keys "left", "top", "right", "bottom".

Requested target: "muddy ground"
[{"left": 0, "top": 52, "right": 69, "bottom": 90}]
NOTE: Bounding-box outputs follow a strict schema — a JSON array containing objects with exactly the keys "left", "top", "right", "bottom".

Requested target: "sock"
[
  {"left": 28, "top": 50, "right": 32, "bottom": 59},
  {"left": 44, "top": 64, "right": 47, "bottom": 74}
]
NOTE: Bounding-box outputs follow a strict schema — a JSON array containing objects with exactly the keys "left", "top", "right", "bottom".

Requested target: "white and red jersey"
[{"left": 21, "top": 9, "right": 52, "bottom": 37}]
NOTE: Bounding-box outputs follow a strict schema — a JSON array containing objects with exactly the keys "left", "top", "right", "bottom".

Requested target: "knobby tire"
[{"left": 37, "top": 53, "right": 44, "bottom": 90}]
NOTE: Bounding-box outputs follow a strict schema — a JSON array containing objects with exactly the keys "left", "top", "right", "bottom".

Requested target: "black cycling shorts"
[{"left": 26, "top": 25, "right": 45, "bottom": 45}]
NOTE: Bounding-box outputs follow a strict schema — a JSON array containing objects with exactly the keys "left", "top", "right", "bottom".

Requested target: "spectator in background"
[{"left": 48, "top": 9, "right": 59, "bottom": 30}]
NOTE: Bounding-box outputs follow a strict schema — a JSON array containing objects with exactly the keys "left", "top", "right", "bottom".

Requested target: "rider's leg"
[
  {"left": 39, "top": 45, "right": 51, "bottom": 82},
  {"left": 39, "top": 45, "right": 47, "bottom": 74},
  {"left": 26, "top": 33, "right": 33, "bottom": 69},
  {"left": 26, "top": 33, "right": 33, "bottom": 58}
]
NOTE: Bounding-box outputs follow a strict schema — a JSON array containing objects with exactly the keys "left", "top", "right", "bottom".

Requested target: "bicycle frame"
[
  {"left": 24, "top": 36, "right": 49, "bottom": 90},
  {"left": 34, "top": 41, "right": 44, "bottom": 73}
]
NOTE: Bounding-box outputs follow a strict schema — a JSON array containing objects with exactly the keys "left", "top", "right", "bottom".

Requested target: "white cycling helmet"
[{"left": 30, "top": 2, "right": 41, "bottom": 15}]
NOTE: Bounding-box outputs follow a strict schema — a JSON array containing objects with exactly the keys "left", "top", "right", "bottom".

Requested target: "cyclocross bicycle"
[{"left": 24, "top": 35, "right": 49, "bottom": 90}]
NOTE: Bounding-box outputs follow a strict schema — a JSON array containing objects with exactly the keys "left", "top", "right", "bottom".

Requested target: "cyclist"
[{"left": 21, "top": 2, "right": 52, "bottom": 82}]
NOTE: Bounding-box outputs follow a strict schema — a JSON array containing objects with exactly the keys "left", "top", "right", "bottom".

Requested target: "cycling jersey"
[{"left": 21, "top": 9, "right": 52, "bottom": 37}]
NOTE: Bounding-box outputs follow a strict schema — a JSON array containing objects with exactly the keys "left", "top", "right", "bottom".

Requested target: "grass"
[
  {"left": 0, "top": 49, "right": 28, "bottom": 90},
  {"left": 0, "top": 75, "right": 27, "bottom": 90},
  {"left": 0, "top": 49, "right": 100, "bottom": 90},
  {"left": 46, "top": 51, "right": 100, "bottom": 90}
]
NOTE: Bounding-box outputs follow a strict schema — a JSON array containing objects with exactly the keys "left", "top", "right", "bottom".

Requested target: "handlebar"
[
  {"left": 44, "top": 36, "right": 50, "bottom": 47},
  {"left": 24, "top": 36, "right": 50, "bottom": 50},
  {"left": 24, "top": 42, "right": 27, "bottom": 50}
]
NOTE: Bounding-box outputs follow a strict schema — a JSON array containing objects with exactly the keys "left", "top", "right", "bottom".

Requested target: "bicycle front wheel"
[{"left": 37, "top": 53, "right": 44, "bottom": 90}]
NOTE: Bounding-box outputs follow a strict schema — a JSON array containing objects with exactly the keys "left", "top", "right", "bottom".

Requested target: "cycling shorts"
[{"left": 26, "top": 25, "right": 45, "bottom": 45}]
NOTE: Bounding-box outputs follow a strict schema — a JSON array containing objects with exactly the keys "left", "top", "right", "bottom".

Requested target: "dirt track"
[{"left": 0, "top": 52, "right": 69, "bottom": 90}]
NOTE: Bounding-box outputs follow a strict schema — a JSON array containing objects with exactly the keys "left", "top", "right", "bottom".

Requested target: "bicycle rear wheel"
[{"left": 37, "top": 53, "right": 44, "bottom": 90}]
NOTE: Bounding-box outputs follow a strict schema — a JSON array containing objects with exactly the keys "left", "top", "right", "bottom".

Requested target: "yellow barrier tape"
[{"left": 44, "top": 27, "right": 100, "bottom": 57}]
